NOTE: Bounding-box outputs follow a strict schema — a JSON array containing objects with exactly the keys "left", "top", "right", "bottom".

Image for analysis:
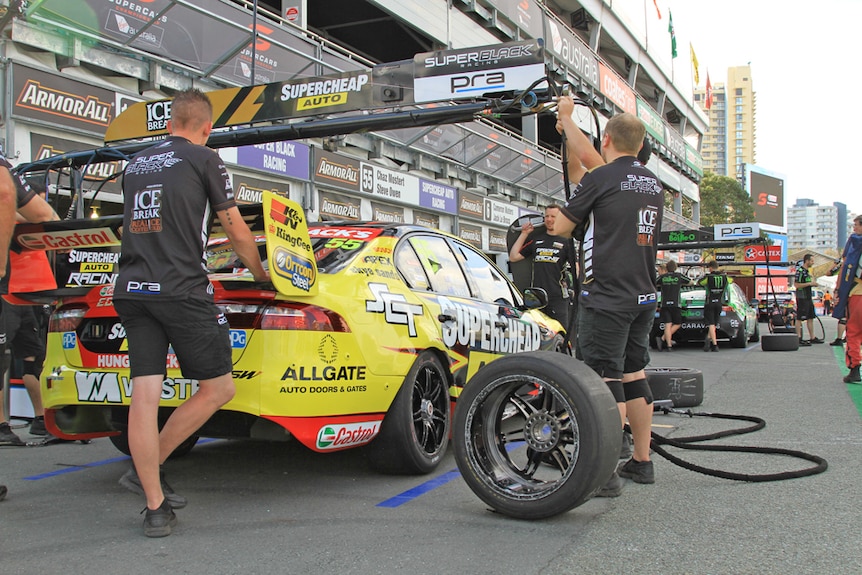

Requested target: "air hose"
[{"left": 637, "top": 409, "right": 828, "bottom": 482}]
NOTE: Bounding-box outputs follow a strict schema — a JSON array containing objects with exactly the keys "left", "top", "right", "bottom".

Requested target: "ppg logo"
[
  {"left": 229, "top": 330, "right": 247, "bottom": 348},
  {"left": 62, "top": 332, "right": 77, "bottom": 349}
]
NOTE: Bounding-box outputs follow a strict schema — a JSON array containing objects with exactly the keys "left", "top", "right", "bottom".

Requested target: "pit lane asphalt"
[{"left": 2, "top": 316, "right": 859, "bottom": 575}]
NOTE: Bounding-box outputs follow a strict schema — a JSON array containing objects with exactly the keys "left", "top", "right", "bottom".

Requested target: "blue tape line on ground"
[{"left": 376, "top": 469, "right": 461, "bottom": 508}]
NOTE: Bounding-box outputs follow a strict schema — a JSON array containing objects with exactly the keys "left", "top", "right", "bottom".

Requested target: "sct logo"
[
  {"left": 229, "top": 330, "right": 247, "bottom": 348},
  {"left": 450, "top": 71, "right": 505, "bottom": 94},
  {"left": 62, "top": 332, "right": 77, "bottom": 349}
]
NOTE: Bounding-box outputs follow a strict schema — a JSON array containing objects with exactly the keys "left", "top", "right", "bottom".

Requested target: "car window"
[
  {"left": 451, "top": 240, "right": 516, "bottom": 306},
  {"left": 395, "top": 242, "right": 431, "bottom": 291},
  {"left": 405, "top": 235, "right": 471, "bottom": 298}
]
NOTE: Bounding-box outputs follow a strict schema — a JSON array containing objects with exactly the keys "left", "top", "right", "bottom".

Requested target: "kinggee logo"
[{"left": 316, "top": 422, "right": 380, "bottom": 450}]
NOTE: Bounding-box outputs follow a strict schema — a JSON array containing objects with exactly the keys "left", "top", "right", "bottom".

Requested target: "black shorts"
[
  {"left": 703, "top": 302, "right": 722, "bottom": 326},
  {"left": 796, "top": 299, "right": 816, "bottom": 321},
  {"left": 114, "top": 297, "right": 232, "bottom": 380},
  {"left": 659, "top": 306, "right": 683, "bottom": 325},
  {"left": 0, "top": 300, "right": 46, "bottom": 360},
  {"left": 578, "top": 305, "right": 655, "bottom": 380},
  {"left": 545, "top": 297, "right": 571, "bottom": 330}
]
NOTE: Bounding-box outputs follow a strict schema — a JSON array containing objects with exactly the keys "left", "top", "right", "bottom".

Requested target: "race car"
[
  {"left": 15, "top": 195, "right": 564, "bottom": 475},
  {"left": 650, "top": 282, "right": 759, "bottom": 348}
]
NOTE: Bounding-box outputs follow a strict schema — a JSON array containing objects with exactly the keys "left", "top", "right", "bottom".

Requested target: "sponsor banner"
[
  {"left": 413, "top": 211, "right": 440, "bottom": 229},
  {"left": 743, "top": 245, "right": 782, "bottom": 263},
  {"left": 663, "top": 125, "right": 686, "bottom": 161},
  {"left": 599, "top": 62, "right": 636, "bottom": 115},
  {"left": 359, "top": 162, "right": 420, "bottom": 205},
  {"left": 714, "top": 222, "right": 760, "bottom": 240},
  {"left": 106, "top": 70, "right": 373, "bottom": 142},
  {"left": 459, "top": 221, "right": 484, "bottom": 250},
  {"left": 13, "top": 64, "right": 115, "bottom": 134},
  {"left": 370, "top": 201, "right": 405, "bottom": 224},
  {"left": 263, "top": 192, "right": 318, "bottom": 295},
  {"left": 235, "top": 140, "right": 309, "bottom": 180},
  {"left": 749, "top": 168, "right": 785, "bottom": 228},
  {"left": 313, "top": 150, "right": 361, "bottom": 193},
  {"left": 636, "top": 99, "right": 665, "bottom": 145},
  {"left": 418, "top": 179, "right": 458, "bottom": 214},
  {"left": 659, "top": 229, "right": 712, "bottom": 244},
  {"left": 544, "top": 19, "right": 600, "bottom": 89},
  {"left": 58, "top": 248, "right": 121, "bottom": 289},
  {"left": 413, "top": 40, "right": 545, "bottom": 104},
  {"left": 715, "top": 252, "right": 736, "bottom": 263},
  {"left": 458, "top": 189, "right": 486, "bottom": 220},
  {"left": 319, "top": 190, "right": 361, "bottom": 220},
  {"left": 231, "top": 174, "right": 289, "bottom": 205},
  {"left": 30, "top": 133, "right": 124, "bottom": 193},
  {"left": 16, "top": 227, "right": 120, "bottom": 251},
  {"left": 484, "top": 197, "right": 519, "bottom": 226},
  {"left": 685, "top": 142, "right": 704, "bottom": 177},
  {"left": 316, "top": 422, "right": 380, "bottom": 450},
  {"left": 488, "top": 228, "right": 508, "bottom": 253}
]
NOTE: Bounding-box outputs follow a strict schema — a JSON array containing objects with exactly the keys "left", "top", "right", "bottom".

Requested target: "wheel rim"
[
  {"left": 412, "top": 362, "right": 449, "bottom": 456},
  {"left": 462, "top": 374, "right": 580, "bottom": 501}
]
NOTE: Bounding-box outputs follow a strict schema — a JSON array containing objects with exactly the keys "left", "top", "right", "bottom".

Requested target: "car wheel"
[
  {"left": 731, "top": 319, "right": 748, "bottom": 348},
  {"left": 761, "top": 333, "right": 800, "bottom": 351},
  {"left": 109, "top": 431, "right": 199, "bottom": 459},
  {"left": 645, "top": 367, "right": 704, "bottom": 408},
  {"left": 366, "top": 352, "right": 450, "bottom": 475},
  {"left": 749, "top": 321, "right": 760, "bottom": 342},
  {"left": 453, "top": 351, "right": 620, "bottom": 520}
]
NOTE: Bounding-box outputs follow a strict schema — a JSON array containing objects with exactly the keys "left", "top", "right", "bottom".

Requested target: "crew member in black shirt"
[
  {"left": 697, "top": 260, "right": 729, "bottom": 351},
  {"left": 555, "top": 98, "right": 662, "bottom": 495},
  {"left": 794, "top": 253, "right": 821, "bottom": 345},
  {"left": 113, "top": 89, "right": 269, "bottom": 537},
  {"left": 509, "top": 204, "right": 575, "bottom": 328},
  {"left": 655, "top": 260, "right": 692, "bottom": 351}
]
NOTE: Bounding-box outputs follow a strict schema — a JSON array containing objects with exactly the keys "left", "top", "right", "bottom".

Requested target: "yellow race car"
[{"left": 22, "top": 196, "right": 565, "bottom": 474}]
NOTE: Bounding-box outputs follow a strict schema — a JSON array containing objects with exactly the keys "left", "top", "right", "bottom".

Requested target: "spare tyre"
[
  {"left": 645, "top": 367, "right": 704, "bottom": 408},
  {"left": 761, "top": 333, "right": 799, "bottom": 351}
]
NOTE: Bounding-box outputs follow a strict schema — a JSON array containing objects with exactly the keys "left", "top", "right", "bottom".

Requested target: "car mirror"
[{"left": 521, "top": 287, "right": 549, "bottom": 310}]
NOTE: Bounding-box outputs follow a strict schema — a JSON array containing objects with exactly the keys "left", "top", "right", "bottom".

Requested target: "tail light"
[
  {"left": 217, "top": 302, "right": 350, "bottom": 332},
  {"left": 722, "top": 305, "right": 733, "bottom": 313},
  {"left": 49, "top": 305, "right": 87, "bottom": 332},
  {"left": 260, "top": 303, "right": 350, "bottom": 332}
]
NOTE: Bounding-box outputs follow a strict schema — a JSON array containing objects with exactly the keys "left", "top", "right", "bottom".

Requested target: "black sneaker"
[
  {"left": 142, "top": 498, "right": 177, "bottom": 538},
  {"left": 811, "top": 337, "right": 824, "bottom": 344},
  {"left": 703, "top": 340, "right": 711, "bottom": 352},
  {"left": 0, "top": 423, "right": 24, "bottom": 446},
  {"left": 29, "top": 416, "right": 47, "bottom": 436},
  {"left": 595, "top": 471, "right": 623, "bottom": 497},
  {"left": 844, "top": 366, "right": 861, "bottom": 384},
  {"left": 830, "top": 338, "right": 845, "bottom": 346},
  {"left": 618, "top": 457, "right": 655, "bottom": 484},
  {"left": 0, "top": 484, "right": 7, "bottom": 501},
  {"left": 654, "top": 336, "right": 665, "bottom": 351},
  {"left": 710, "top": 343, "right": 719, "bottom": 352},
  {"left": 619, "top": 431, "right": 633, "bottom": 460},
  {"left": 799, "top": 339, "right": 812, "bottom": 346},
  {"left": 119, "top": 465, "right": 188, "bottom": 509}
]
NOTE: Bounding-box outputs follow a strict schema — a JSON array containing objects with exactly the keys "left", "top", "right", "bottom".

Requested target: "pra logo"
[{"left": 450, "top": 71, "right": 505, "bottom": 94}]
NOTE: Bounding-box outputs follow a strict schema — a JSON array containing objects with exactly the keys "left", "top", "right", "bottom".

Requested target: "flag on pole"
[
  {"left": 705, "top": 72, "right": 713, "bottom": 110},
  {"left": 668, "top": 11, "right": 677, "bottom": 58},
  {"left": 653, "top": 0, "right": 662, "bottom": 19},
  {"left": 690, "top": 43, "right": 699, "bottom": 85}
]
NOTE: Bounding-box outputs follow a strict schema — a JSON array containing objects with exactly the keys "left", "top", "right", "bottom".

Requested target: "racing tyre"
[
  {"left": 749, "top": 322, "right": 760, "bottom": 343},
  {"left": 761, "top": 333, "right": 800, "bottom": 351},
  {"left": 731, "top": 320, "right": 748, "bottom": 348},
  {"left": 645, "top": 367, "right": 704, "bottom": 408},
  {"left": 453, "top": 351, "right": 620, "bottom": 520},
  {"left": 108, "top": 431, "right": 199, "bottom": 459},
  {"left": 366, "top": 352, "right": 450, "bottom": 475}
]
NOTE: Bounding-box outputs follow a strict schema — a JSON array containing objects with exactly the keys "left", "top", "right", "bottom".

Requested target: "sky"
[{"left": 665, "top": 0, "right": 862, "bottom": 215}]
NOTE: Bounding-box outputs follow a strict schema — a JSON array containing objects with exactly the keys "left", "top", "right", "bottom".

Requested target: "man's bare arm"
[{"left": 216, "top": 205, "right": 269, "bottom": 282}]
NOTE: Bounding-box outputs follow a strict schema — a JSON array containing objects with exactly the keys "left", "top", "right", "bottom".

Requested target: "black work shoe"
[
  {"left": 844, "top": 366, "right": 861, "bottom": 384},
  {"left": 595, "top": 471, "right": 623, "bottom": 497},
  {"left": 120, "top": 465, "right": 188, "bottom": 509},
  {"left": 618, "top": 457, "right": 655, "bottom": 484},
  {"left": 619, "top": 431, "right": 633, "bottom": 460},
  {"left": 830, "top": 338, "right": 845, "bottom": 346},
  {"left": 703, "top": 340, "right": 711, "bottom": 352},
  {"left": 798, "top": 339, "right": 812, "bottom": 346},
  {"left": 142, "top": 498, "right": 177, "bottom": 538},
  {"left": 710, "top": 343, "right": 719, "bottom": 352},
  {"left": 654, "top": 336, "right": 665, "bottom": 351},
  {"left": 29, "top": 416, "right": 47, "bottom": 436},
  {"left": 811, "top": 337, "right": 824, "bottom": 344},
  {"left": 0, "top": 484, "right": 7, "bottom": 501},
  {"left": 0, "top": 423, "right": 25, "bottom": 446}
]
